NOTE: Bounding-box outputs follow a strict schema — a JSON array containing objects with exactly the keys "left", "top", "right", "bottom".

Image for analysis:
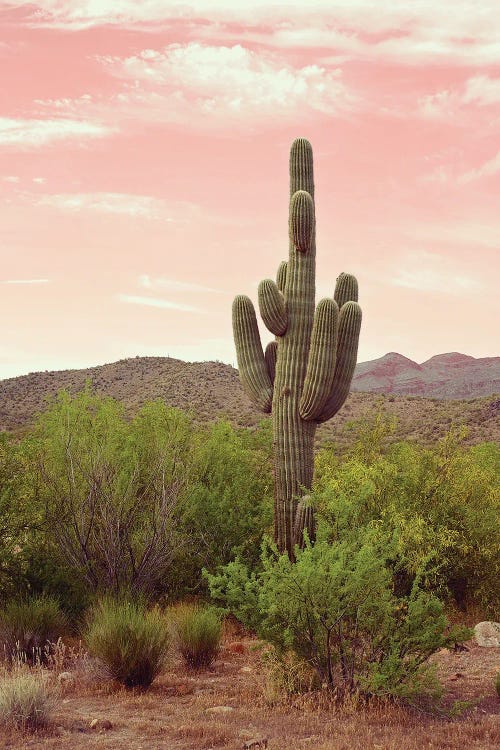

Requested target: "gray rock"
[{"left": 474, "top": 621, "right": 500, "bottom": 647}]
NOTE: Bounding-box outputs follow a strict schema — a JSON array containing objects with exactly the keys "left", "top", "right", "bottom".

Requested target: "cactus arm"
[
  {"left": 232, "top": 295, "right": 273, "bottom": 413},
  {"left": 290, "top": 190, "right": 314, "bottom": 253},
  {"left": 265, "top": 341, "right": 278, "bottom": 384},
  {"left": 258, "top": 279, "right": 288, "bottom": 336},
  {"left": 276, "top": 261, "right": 288, "bottom": 293},
  {"left": 317, "top": 301, "right": 362, "bottom": 422},
  {"left": 299, "top": 298, "right": 339, "bottom": 421},
  {"left": 334, "top": 272, "right": 358, "bottom": 308}
]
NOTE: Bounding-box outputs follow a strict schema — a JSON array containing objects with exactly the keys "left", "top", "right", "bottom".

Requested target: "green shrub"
[
  {"left": 171, "top": 604, "right": 222, "bottom": 669},
  {"left": 315, "top": 425, "right": 500, "bottom": 613},
  {"left": 84, "top": 598, "right": 170, "bottom": 688},
  {"left": 207, "top": 537, "right": 468, "bottom": 703},
  {"left": 0, "top": 596, "right": 67, "bottom": 664},
  {"left": 0, "top": 670, "right": 54, "bottom": 731}
]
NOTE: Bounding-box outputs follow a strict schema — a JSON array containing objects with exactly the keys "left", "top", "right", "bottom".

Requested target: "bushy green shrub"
[
  {"left": 84, "top": 598, "right": 170, "bottom": 688},
  {"left": 29, "top": 391, "right": 193, "bottom": 598},
  {"left": 315, "top": 424, "right": 500, "bottom": 613},
  {"left": 207, "top": 536, "right": 469, "bottom": 702},
  {"left": 170, "top": 603, "right": 222, "bottom": 669},
  {"left": 0, "top": 670, "right": 54, "bottom": 731},
  {"left": 0, "top": 596, "right": 67, "bottom": 664},
  {"left": 171, "top": 420, "right": 273, "bottom": 597}
]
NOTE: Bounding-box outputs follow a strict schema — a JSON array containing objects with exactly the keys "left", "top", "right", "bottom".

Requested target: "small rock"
[
  {"left": 206, "top": 705, "right": 234, "bottom": 715},
  {"left": 239, "top": 666, "right": 252, "bottom": 673},
  {"left": 474, "top": 621, "right": 500, "bottom": 647},
  {"left": 90, "top": 718, "right": 113, "bottom": 731}
]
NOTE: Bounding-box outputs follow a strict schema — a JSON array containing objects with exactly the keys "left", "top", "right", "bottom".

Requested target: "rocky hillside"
[
  {"left": 0, "top": 355, "right": 498, "bottom": 447},
  {"left": 352, "top": 352, "right": 500, "bottom": 399}
]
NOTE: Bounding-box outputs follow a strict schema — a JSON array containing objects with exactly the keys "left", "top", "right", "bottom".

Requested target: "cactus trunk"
[{"left": 233, "top": 138, "right": 362, "bottom": 557}]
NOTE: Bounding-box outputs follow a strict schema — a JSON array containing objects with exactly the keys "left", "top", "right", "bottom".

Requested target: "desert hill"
[
  {"left": 0, "top": 354, "right": 498, "bottom": 447},
  {"left": 352, "top": 352, "right": 500, "bottom": 399}
]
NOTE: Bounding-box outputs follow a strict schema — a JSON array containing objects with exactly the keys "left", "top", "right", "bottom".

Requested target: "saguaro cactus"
[{"left": 233, "top": 139, "right": 362, "bottom": 557}]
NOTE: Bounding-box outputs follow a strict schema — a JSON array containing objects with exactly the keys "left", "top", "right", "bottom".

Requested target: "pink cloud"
[{"left": 0, "top": 2, "right": 498, "bottom": 378}]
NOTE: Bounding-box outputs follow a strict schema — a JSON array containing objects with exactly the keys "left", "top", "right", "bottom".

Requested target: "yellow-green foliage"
[
  {"left": 315, "top": 422, "right": 499, "bottom": 612},
  {"left": 84, "top": 598, "right": 170, "bottom": 688},
  {"left": 0, "top": 597, "right": 67, "bottom": 664},
  {"left": 0, "top": 670, "right": 54, "bottom": 731},
  {"left": 170, "top": 603, "right": 222, "bottom": 669}
]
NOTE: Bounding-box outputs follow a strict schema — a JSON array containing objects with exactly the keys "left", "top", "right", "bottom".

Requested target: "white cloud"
[
  {"left": 417, "top": 75, "right": 500, "bottom": 121},
  {"left": 32, "top": 177, "right": 46, "bottom": 184},
  {"left": 11, "top": 1, "right": 500, "bottom": 66},
  {"left": 2, "top": 176, "right": 20, "bottom": 183},
  {"left": 391, "top": 252, "right": 483, "bottom": 294},
  {"left": 139, "top": 274, "right": 221, "bottom": 294},
  {"left": 2, "top": 278, "right": 50, "bottom": 284},
  {"left": 37, "top": 192, "right": 176, "bottom": 219},
  {"left": 34, "top": 43, "right": 358, "bottom": 130},
  {"left": 418, "top": 90, "right": 457, "bottom": 120},
  {"left": 457, "top": 151, "right": 500, "bottom": 184},
  {"left": 463, "top": 75, "right": 500, "bottom": 106},
  {"left": 117, "top": 294, "right": 201, "bottom": 313},
  {"left": 96, "top": 43, "right": 358, "bottom": 124},
  {"left": 0, "top": 117, "right": 114, "bottom": 147}
]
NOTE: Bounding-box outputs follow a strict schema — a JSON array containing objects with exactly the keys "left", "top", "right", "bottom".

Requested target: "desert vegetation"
[
  {"left": 0, "top": 384, "right": 498, "bottom": 747},
  {"left": 0, "top": 137, "right": 498, "bottom": 749}
]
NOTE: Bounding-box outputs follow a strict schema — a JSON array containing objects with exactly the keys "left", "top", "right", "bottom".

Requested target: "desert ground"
[{"left": 1, "top": 627, "right": 498, "bottom": 750}]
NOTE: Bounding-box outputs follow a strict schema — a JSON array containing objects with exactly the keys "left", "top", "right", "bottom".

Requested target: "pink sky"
[{"left": 0, "top": 1, "right": 499, "bottom": 379}]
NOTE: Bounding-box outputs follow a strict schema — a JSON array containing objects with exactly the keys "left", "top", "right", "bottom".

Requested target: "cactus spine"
[{"left": 233, "top": 139, "right": 362, "bottom": 557}]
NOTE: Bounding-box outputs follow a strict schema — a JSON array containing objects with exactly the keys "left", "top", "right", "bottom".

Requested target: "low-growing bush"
[
  {"left": 207, "top": 536, "right": 469, "bottom": 703},
  {"left": 0, "top": 596, "right": 67, "bottom": 664},
  {"left": 0, "top": 670, "right": 54, "bottom": 731},
  {"left": 84, "top": 598, "right": 170, "bottom": 688},
  {"left": 171, "top": 604, "right": 222, "bottom": 669}
]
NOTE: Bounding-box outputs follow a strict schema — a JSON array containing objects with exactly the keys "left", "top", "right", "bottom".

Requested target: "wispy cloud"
[
  {"left": 37, "top": 192, "right": 177, "bottom": 220},
  {"left": 0, "top": 117, "right": 114, "bottom": 147},
  {"left": 463, "top": 75, "right": 500, "bottom": 105},
  {"left": 99, "top": 43, "right": 357, "bottom": 122},
  {"left": 2, "top": 278, "right": 50, "bottom": 284},
  {"left": 2, "top": 175, "right": 20, "bottom": 183},
  {"left": 457, "top": 151, "right": 500, "bottom": 184},
  {"left": 117, "top": 294, "right": 201, "bottom": 313},
  {"left": 12, "top": 1, "right": 500, "bottom": 66},
  {"left": 36, "top": 43, "right": 358, "bottom": 130},
  {"left": 418, "top": 75, "right": 500, "bottom": 121},
  {"left": 139, "top": 274, "right": 221, "bottom": 294},
  {"left": 391, "top": 252, "right": 483, "bottom": 294}
]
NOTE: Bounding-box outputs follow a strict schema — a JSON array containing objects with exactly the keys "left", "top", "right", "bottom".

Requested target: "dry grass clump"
[
  {"left": 170, "top": 603, "right": 222, "bottom": 669},
  {"left": 84, "top": 598, "right": 170, "bottom": 689},
  {"left": 262, "top": 647, "right": 320, "bottom": 704},
  {"left": 0, "top": 596, "right": 67, "bottom": 665},
  {"left": 0, "top": 668, "right": 54, "bottom": 731}
]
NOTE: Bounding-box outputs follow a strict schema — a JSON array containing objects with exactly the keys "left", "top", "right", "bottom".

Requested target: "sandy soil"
[{"left": 1, "top": 636, "right": 498, "bottom": 750}]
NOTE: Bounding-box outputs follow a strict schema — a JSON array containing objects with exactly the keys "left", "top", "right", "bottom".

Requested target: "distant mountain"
[
  {"left": 0, "top": 354, "right": 498, "bottom": 447},
  {"left": 352, "top": 352, "right": 500, "bottom": 399}
]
